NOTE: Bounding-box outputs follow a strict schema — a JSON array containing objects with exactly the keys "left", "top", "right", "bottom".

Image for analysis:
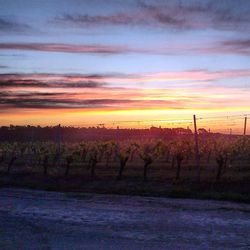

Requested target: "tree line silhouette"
[{"left": 0, "top": 125, "right": 198, "bottom": 142}]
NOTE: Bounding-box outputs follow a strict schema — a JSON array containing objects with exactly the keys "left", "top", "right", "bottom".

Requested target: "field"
[{"left": 1, "top": 134, "right": 250, "bottom": 203}]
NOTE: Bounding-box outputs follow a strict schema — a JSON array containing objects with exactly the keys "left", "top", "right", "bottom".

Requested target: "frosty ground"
[{"left": 0, "top": 188, "right": 249, "bottom": 249}]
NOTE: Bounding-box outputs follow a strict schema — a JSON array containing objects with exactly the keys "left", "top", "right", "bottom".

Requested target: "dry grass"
[{"left": 0, "top": 159, "right": 250, "bottom": 203}]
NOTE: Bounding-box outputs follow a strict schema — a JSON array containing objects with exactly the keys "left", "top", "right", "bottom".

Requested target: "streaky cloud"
[
  {"left": 0, "top": 73, "right": 106, "bottom": 88},
  {"left": 1, "top": 69, "right": 250, "bottom": 90},
  {"left": 0, "top": 43, "right": 129, "bottom": 54},
  {"left": 2, "top": 40, "right": 250, "bottom": 57},
  {"left": 221, "top": 39, "right": 250, "bottom": 56},
  {"left": 54, "top": 0, "right": 250, "bottom": 31},
  {"left": 0, "top": 91, "right": 66, "bottom": 98},
  {"left": 0, "top": 17, "right": 32, "bottom": 33},
  {"left": 0, "top": 96, "right": 184, "bottom": 110}
]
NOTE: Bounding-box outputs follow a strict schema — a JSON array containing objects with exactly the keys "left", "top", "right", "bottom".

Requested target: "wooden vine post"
[{"left": 243, "top": 116, "right": 247, "bottom": 136}]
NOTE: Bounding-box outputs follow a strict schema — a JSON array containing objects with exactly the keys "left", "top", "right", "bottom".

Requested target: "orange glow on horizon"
[{"left": 1, "top": 106, "right": 249, "bottom": 134}]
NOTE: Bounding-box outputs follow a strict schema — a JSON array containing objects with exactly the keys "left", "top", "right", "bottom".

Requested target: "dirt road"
[{"left": 0, "top": 188, "right": 249, "bottom": 249}]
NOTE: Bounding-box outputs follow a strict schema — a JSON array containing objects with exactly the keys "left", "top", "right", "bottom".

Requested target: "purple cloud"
[
  {"left": 54, "top": 0, "right": 250, "bottom": 31},
  {"left": 0, "top": 17, "right": 31, "bottom": 33},
  {"left": 0, "top": 43, "right": 129, "bottom": 54}
]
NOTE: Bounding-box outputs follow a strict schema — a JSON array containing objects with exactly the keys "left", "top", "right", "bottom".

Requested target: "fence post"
[
  {"left": 193, "top": 115, "right": 200, "bottom": 181},
  {"left": 243, "top": 117, "right": 247, "bottom": 136}
]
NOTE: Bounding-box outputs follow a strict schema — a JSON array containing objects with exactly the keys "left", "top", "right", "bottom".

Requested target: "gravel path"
[{"left": 0, "top": 188, "right": 249, "bottom": 249}]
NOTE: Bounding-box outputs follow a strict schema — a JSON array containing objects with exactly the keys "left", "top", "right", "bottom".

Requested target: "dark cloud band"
[
  {"left": 0, "top": 43, "right": 128, "bottom": 54},
  {"left": 55, "top": 0, "right": 250, "bottom": 31},
  {"left": 0, "top": 17, "right": 31, "bottom": 33}
]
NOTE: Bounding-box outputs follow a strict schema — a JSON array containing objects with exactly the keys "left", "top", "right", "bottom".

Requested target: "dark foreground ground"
[
  {"left": 0, "top": 171, "right": 250, "bottom": 203},
  {"left": 0, "top": 188, "right": 250, "bottom": 250}
]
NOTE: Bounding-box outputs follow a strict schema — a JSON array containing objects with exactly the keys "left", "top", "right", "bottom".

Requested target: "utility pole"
[
  {"left": 243, "top": 117, "right": 247, "bottom": 136},
  {"left": 57, "top": 124, "right": 61, "bottom": 155},
  {"left": 193, "top": 115, "right": 200, "bottom": 181}
]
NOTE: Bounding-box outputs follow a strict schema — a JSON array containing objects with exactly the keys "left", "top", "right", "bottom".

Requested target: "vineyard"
[
  {"left": 1, "top": 134, "right": 250, "bottom": 181},
  {"left": 0, "top": 116, "right": 250, "bottom": 203}
]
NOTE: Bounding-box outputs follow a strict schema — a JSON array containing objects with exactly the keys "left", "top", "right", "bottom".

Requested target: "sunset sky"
[{"left": 0, "top": 0, "right": 250, "bottom": 132}]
